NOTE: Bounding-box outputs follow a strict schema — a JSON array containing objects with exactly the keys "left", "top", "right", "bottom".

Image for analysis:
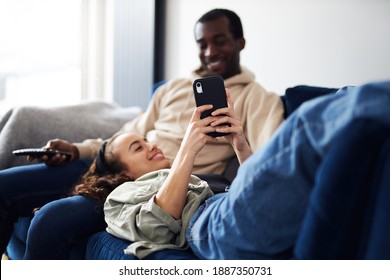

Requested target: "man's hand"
[{"left": 27, "top": 139, "right": 79, "bottom": 166}]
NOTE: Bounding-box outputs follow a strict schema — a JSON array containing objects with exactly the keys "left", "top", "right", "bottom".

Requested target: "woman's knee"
[{"left": 29, "top": 196, "right": 105, "bottom": 238}]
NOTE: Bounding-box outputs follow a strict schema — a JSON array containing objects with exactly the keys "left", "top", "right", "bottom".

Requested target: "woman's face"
[{"left": 110, "top": 133, "right": 171, "bottom": 180}]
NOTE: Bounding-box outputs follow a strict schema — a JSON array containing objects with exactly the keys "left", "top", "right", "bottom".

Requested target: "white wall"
[{"left": 164, "top": 0, "right": 390, "bottom": 95}]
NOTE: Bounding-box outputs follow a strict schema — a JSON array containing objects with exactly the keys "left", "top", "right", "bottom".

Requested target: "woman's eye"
[{"left": 135, "top": 146, "right": 142, "bottom": 151}]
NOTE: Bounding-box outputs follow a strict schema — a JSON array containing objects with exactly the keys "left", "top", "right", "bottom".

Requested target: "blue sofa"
[{"left": 6, "top": 84, "right": 390, "bottom": 260}]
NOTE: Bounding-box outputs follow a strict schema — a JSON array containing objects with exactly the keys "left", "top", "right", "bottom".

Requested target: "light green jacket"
[{"left": 104, "top": 169, "right": 214, "bottom": 259}]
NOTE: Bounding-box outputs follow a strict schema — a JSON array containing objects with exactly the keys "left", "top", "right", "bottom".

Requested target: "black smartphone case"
[{"left": 193, "top": 75, "right": 229, "bottom": 137}]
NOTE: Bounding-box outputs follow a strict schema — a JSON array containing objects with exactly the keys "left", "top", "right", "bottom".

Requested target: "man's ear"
[{"left": 238, "top": 37, "right": 246, "bottom": 51}]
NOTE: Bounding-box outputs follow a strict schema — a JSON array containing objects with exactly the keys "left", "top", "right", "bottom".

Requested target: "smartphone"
[
  {"left": 12, "top": 148, "right": 72, "bottom": 160},
  {"left": 193, "top": 75, "right": 230, "bottom": 137}
]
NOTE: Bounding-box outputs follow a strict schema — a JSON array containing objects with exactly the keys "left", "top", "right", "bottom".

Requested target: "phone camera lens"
[{"left": 195, "top": 82, "right": 203, "bottom": 93}]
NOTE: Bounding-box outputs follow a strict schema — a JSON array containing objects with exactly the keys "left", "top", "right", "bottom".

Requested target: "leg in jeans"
[
  {"left": 187, "top": 111, "right": 316, "bottom": 259},
  {"left": 24, "top": 195, "right": 106, "bottom": 259},
  {"left": 0, "top": 159, "right": 92, "bottom": 255},
  {"left": 187, "top": 81, "right": 390, "bottom": 259}
]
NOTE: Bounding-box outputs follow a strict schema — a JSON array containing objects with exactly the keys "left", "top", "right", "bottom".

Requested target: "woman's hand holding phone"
[
  {"left": 210, "top": 89, "right": 253, "bottom": 164},
  {"left": 192, "top": 75, "right": 252, "bottom": 163},
  {"left": 193, "top": 75, "right": 230, "bottom": 137}
]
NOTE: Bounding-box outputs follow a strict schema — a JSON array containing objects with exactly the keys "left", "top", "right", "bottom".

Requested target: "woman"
[
  {"left": 76, "top": 90, "right": 252, "bottom": 259},
  {"left": 32, "top": 81, "right": 390, "bottom": 260},
  {"left": 23, "top": 90, "right": 252, "bottom": 259}
]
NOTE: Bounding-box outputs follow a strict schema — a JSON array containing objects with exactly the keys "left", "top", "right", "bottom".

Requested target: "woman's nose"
[{"left": 148, "top": 143, "right": 157, "bottom": 151}]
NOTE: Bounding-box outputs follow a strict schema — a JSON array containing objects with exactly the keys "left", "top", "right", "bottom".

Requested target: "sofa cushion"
[{"left": 282, "top": 85, "right": 338, "bottom": 118}]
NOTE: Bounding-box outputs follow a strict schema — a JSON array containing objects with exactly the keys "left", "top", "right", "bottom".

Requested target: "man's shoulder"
[
  {"left": 232, "top": 78, "right": 271, "bottom": 96},
  {"left": 226, "top": 66, "right": 262, "bottom": 89},
  {"left": 237, "top": 68, "right": 279, "bottom": 96}
]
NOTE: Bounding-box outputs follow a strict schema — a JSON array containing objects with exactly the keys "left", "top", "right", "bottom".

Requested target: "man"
[{"left": 0, "top": 8, "right": 284, "bottom": 259}]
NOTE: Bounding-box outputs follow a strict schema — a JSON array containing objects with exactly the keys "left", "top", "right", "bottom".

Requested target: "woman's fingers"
[{"left": 192, "top": 104, "right": 212, "bottom": 120}]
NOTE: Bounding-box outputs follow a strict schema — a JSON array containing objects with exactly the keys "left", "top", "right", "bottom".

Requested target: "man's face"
[{"left": 195, "top": 16, "right": 244, "bottom": 79}]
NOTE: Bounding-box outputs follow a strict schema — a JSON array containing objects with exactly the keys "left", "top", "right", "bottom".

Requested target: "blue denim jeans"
[
  {"left": 187, "top": 81, "right": 390, "bottom": 259},
  {"left": 24, "top": 194, "right": 107, "bottom": 259},
  {"left": 0, "top": 159, "right": 93, "bottom": 258}
]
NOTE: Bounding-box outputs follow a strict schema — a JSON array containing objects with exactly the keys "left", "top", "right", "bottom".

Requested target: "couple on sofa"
[
  {"left": 1, "top": 7, "right": 390, "bottom": 260},
  {"left": 80, "top": 80, "right": 390, "bottom": 261},
  {"left": 0, "top": 8, "right": 284, "bottom": 259}
]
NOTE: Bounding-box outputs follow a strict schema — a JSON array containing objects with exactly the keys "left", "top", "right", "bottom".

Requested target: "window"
[
  {"left": 0, "top": 0, "right": 82, "bottom": 114},
  {"left": 0, "top": 0, "right": 156, "bottom": 116}
]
